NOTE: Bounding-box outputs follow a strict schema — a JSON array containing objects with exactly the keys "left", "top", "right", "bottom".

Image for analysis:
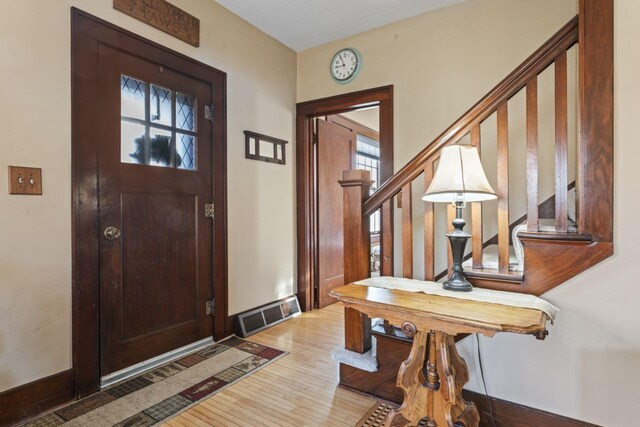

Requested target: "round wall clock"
[{"left": 330, "top": 48, "right": 362, "bottom": 84}]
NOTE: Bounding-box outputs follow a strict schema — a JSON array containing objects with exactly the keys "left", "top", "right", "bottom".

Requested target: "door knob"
[{"left": 104, "top": 226, "right": 121, "bottom": 240}]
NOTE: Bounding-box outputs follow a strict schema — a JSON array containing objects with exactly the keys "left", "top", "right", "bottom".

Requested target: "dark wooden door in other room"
[{"left": 316, "top": 119, "right": 354, "bottom": 308}]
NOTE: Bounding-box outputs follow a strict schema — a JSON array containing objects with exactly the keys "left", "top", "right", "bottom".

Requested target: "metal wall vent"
[
  {"left": 263, "top": 305, "right": 284, "bottom": 324},
  {"left": 237, "top": 296, "right": 301, "bottom": 337},
  {"left": 242, "top": 312, "right": 266, "bottom": 334}
]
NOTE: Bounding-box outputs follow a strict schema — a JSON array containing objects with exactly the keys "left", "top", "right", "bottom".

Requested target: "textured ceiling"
[{"left": 213, "top": 0, "right": 467, "bottom": 51}]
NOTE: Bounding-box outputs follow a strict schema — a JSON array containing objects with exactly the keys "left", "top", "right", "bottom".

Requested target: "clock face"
[{"left": 331, "top": 48, "right": 361, "bottom": 83}]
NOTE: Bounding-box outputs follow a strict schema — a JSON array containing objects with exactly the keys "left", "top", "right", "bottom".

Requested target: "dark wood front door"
[
  {"left": 97, "top": 44, "right": 214, "bottom": 375},
  {"left": 316, "top": 119, "right": 354, "bottom": 308}
]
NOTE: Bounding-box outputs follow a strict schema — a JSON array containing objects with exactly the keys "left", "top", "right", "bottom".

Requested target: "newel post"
[
  {"left": 339, "top": 169, "right": 373, "bottom": 353},
  {"left": 577, "top": 0, "right": 614, "bottom": 241}
]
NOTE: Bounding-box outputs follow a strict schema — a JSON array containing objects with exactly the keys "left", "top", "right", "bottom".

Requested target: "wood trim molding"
[
  {"left": 71, "top": 8, "right": 229, "bottom": 398},
  {"left": 297, "top": 86, "right": 392, "bottom": 116},
  {"left": 296, "top": 86, "right": 394, "bottom": 312},
  {"left": 0, "top": 370, "right": 73, "bottom": 426},
  {"left": 462, "top": 389, "right": 599, "bottom": 427},
  {"left": 340, "top": 382, "right": 598, "bottom": 427},
  {"left": 577, "top": 0, "right": 614, "bottom": 241}
]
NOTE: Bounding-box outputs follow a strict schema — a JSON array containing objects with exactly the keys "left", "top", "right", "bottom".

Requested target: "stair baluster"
[
  {"left": 555, "top": 51, "right": 569, "bottom": 233},
  {"left": 470, "top": 124, "right": 484, "bottom": 270},
  {"left": 401, "top": 183, "right": 414, "bottom": 279},
  {"left": 526, "top": 77, "right": 540, "bottom": 232},
  {"left": 446, "top": 203, "right": 456, "bottom": 276},
  {"left": 381, "top": 200, "right": 394, "bottom": 276},
  {"left": 497, "top": 103, "right": 510, "bottom": 273},
  {"left": 424, "top": 165, "right": 435, "bottom": 280}
]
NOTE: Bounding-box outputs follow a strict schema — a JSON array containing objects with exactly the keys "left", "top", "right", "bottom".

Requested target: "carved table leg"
[
  {"left": 385, "top": 326, "right": 479, "bottom": 427},
  {"left": 384, "top": 327, "right": 429, "bottom": 427},
  {"left": 436, "top": 332, "right": 479, "bottom": 427}
]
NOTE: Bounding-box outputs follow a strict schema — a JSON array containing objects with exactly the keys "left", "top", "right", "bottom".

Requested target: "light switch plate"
[{"left": 8, "top": 166, "right": 42, "bottom": 195}]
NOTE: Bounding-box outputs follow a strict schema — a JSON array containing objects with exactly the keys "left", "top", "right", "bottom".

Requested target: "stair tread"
[
  {"left": 464, "top": 267, "right": 524, "bottom": 283},
  {"left": 462, "top": 244, "right": 519, "bottom": 271},
  {"left": 516, "top": 230, "right": 593, "bottom": 242}
]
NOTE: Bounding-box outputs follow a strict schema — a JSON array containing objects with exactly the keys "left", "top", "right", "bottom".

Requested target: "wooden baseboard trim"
[
  {"left": 463, "top": 389, "right": 599, "bottom": 427},
  {"left": 346, "top": 331, "right": 598, "bottom": 426},
  {"left": 225, "top": 314, "right": 237, "bottom": 338},
  {"left": 0, "top": 369, "right": 74, "bottom": 426}
]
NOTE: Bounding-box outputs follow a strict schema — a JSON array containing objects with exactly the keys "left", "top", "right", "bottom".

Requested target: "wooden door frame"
[
  {"left": 71, "top": 8, "right": 230, "bottom": 398},
  {"left": 296, "top": 86, "right": 394, "bottom": 312}
]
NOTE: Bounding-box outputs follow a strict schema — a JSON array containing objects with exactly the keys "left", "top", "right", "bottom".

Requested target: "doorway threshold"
[{"left": 100, "top": 336, "right": 214, "bottom": 388}]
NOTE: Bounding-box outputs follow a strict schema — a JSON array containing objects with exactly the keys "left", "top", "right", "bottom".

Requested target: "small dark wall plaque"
[
  {"left": 244, "top": 131, "right": 288, "bottom": 165},
  {"left": 113, "top": 0, "right": 200, "bottom": 47}
]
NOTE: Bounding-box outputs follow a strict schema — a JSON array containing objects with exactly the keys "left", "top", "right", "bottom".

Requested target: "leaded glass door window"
[{"left": 121, "top": 75, "right": 197, "bottom": 170}]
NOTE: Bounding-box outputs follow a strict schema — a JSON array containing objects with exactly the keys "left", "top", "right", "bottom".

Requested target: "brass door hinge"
[
  {"left": 206, "top": 299, "right": 215, "bottom": 316},
  {"left": 204, "top": 104, "right": 214, "bottom": 121},
  {"left": 205, "top": 203, "right": 214, "bottom": 219}
]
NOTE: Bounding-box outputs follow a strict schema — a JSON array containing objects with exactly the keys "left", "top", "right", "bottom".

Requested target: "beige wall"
[
  {"left": 297, "top": 0, "right": 640, "bottom": 425},
  {"left": 0, "top": 0, "right": 296, "bottom": 392},
  {"left": 297, "top": 0, "right": 576, "bottom": 165}
]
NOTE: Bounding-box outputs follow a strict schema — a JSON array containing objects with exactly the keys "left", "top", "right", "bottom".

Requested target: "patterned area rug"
[
  {"left": 22, "top": 336, "right": 286, "bottom": 427},
  {"left": 356, "top": 402, "right": 428, "bottom": 427}
]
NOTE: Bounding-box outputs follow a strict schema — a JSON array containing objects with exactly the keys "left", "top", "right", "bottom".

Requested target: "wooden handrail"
[{"left": 363, "top": 16, "right": 578, "bottom": 217}]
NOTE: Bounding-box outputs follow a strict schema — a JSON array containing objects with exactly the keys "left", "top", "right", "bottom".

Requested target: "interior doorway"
[
  {"left": 71, "top": 9, "right": 229, "bottom": 397},
  {"left": 296, "top": 87, "right": 394, "bottom": 311}
]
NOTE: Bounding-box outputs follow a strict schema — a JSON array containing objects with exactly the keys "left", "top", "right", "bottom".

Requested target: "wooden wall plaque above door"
[{"left": 113, "top": 0, "right": 200, "bottom": 47}]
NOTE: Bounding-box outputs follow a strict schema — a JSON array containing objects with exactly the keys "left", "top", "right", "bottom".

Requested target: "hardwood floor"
[{"left": 164, "top": 303, "right": 377, "bottom": 427}]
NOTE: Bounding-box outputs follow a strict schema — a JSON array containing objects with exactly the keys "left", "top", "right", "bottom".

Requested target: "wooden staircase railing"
[
  {"left": 363, "top": 17, "right": 582, "bottom": 282},
  {"left": 339, "top": 7, "right": 613, "bottom": 359},
  {"left": 363, "top": 17, "right": 578, "bottom": 218}
]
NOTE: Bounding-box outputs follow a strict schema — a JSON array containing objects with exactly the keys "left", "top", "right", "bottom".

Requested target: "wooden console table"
[{"left": 330, "top": 284, "right": 552, "bottom": 427}]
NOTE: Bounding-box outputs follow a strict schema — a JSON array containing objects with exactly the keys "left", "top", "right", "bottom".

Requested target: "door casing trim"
[
  {"left": 295, "top": 86, "right": 394, "bottom": 311},
  {"left": 71, "top": 8, "right": 230, "bottom": 398}
]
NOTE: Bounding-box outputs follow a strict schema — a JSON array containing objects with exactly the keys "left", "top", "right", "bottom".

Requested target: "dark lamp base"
[
  {"left": 443, "top": 202, "right": 474, "bottom": 292},
  {"left": 443, "top": 273, "right": 473, "bottom": 292}
]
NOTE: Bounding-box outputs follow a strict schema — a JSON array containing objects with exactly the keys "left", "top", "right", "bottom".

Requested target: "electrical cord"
[{"left": 476, "top": 333, "right": 496, "bottom": 427}]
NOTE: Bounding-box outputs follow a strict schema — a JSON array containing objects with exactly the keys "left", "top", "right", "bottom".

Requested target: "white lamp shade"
[{"left": 422, "top": 145, "right": 497, "bottom": 203}]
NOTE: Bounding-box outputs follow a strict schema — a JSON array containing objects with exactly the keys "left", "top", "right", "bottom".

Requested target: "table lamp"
[{"left": 422, "top": 145, "right": 497, "bottom": 292}]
